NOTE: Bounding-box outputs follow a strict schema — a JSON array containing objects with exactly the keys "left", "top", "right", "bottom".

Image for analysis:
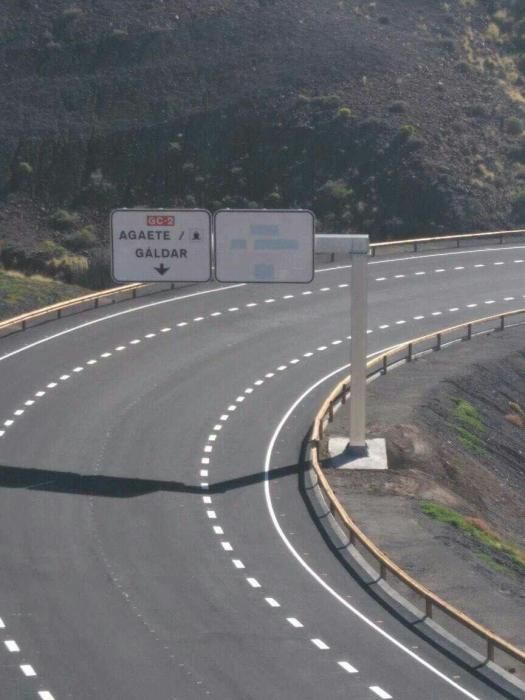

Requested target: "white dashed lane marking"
[
  {"left": 338, "top": 661, "right": 358, "bottom": 674},
  {"left": 4, "top": 640, "right": 19, "bottom": 652},
  {"left": 287, "top": 618, "right": 304, "bottom": 628},
  {"left": 265, "top": 598, "right": 280, "bottom": 608},
  {"left": 311, "top": 638, "right": 330, "bottom": 650},
  {"left": 246, "top": 578, "right": 261, "bottom": 589},
  {"left": 233, "top": 560, "right": 245, "bottom": 569},
  {"left": 370, "top": 686, "right": 393, "bottom": 699},
  {"left": 20, "top": 664, "right": 36, "bottom": 677}
]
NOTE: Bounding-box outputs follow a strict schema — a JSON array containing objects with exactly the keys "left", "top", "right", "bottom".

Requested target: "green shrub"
[
  {"left": 399, "top": 124, "right": 417, "bottom": 140},
  {"left": 388, "top": 101, "right": 408, "bottom": 114},
  {"left": 17, "top": 162, "right": 33, "bottom": 176},
  {"left": 62, "top": 6, "right": 83, "bottom": 19},
  {"left": 63, "top": 226, "right": 98, "bottom": 252},
  {"left": 49, "top": 209, "right": 80, "bottom": 231},
  {"left": 266, "top": 190, "right": 282, "bottom": 204},
  {"left": 337, "top": 107, "right": 353, "bottom": 119},
  {"left": 452, "top": 399, "right": 486, "bottom": 454},
  {"left": 420, "top": 501, "right": 525, "bottom": 572},
  {"left": 506, "top": 117, "right": 523, "bottom": 135},
  {"left": 318, "top": 179, "right": 353, "bottom": 201},
  {"left": 465, "top": 103, "right": 487, "bottom": 118},
  {"left": 512, "top": 188, "right": 525, "bottom": 219},
  {"left": 38, "top": 239, "right": 68, "bottom": 259}
]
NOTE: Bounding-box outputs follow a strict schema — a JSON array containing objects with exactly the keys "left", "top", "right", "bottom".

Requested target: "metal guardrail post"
[
  {"left": 436, "top": 333, "right": 442, "bottom": 350},
  {"left": 467, "top": 323, "right": 472, "bottom": 340},
  {"left": 57, "top": 309, "right": 62, "bottom": 319},
  {"left": 500, "top": 316, "right": 505, "bottom": 331},
  {"left": 341, "top": 384, "right": 347, "bottom": 404},
  {"left": 94, "top": 298, "right": 99, "bottom": 309},
  {"left": 457, "top": 239, "right": 460, "bottom": 248},
  {"left": 413, "top": 242, "right": 418, "bottom": 252},
  {"left": 382, "top": 355, "right": 388, "bottom": 374},
  {"left": 425, "top": 598, "right": 433, "bottom": 619},
  {"left": 380, "top": 561, "right": 387, "bottom": 580},
  {"left": 328, "top": 402, "right": 334, "bottom": 422},
  {"left": 407, "top": 343, "right": 413, "bottom": 362},
  {"left": 488, "top": 640, "right": 495, "bottom": 662},
  {"left": 132, "top": 289, "right": 137, "bottom": 299}
]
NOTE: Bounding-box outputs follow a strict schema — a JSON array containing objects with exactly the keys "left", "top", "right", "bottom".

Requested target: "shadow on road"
[{"left": 0, "top": 462, "right": 298, "bottom": 498}]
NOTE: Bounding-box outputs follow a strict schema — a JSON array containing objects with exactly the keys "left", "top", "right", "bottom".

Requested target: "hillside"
[{"left": 3, "top": 0, "right": 525, "bottom": 284}]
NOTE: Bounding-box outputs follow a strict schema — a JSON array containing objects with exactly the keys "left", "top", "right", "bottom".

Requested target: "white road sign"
[
  {"left": 111, "top": 209, "right": 212, "bottom": 283},
  {"left": 214, "top": 209, "right": 315, "bottom": 283}
]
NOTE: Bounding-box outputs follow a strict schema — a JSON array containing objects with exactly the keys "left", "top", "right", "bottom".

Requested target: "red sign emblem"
[{"left": 147, "top": 215, "right": 175, "bottom": 227}]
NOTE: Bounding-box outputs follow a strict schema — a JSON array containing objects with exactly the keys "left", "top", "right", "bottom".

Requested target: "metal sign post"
[
  {"left": 319, "top": 235, "right": 370, "bottom": 456},
  {"left": 349, "top": 240, "right": 369, "bottom": 454}
]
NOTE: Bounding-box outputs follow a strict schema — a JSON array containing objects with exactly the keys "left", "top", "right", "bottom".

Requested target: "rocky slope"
[{"left": 3, "top": 0, "right": 525, "bottom": 285}]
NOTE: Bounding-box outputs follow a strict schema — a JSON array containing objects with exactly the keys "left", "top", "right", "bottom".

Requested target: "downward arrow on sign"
[{"left": 154, "top": 264, "right": 170, "bottom": 276}]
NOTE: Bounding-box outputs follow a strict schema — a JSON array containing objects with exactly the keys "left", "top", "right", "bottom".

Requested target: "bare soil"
[{"left": 323, "top": 326, "right": 525, "bottom": 648}]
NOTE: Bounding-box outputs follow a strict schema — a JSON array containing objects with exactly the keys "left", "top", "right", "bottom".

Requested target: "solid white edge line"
[
  {"left": 318, "top": 244, "right": 525, "bottom": 273},
  {"left": 0, "top": 283, "right": 246, "bottom": 364},
  {"left": 263, "top": 358, "right": 482, "bottom": 700},
  {"left": 3, "top": 243, "right": 525, "bottom": 367}
]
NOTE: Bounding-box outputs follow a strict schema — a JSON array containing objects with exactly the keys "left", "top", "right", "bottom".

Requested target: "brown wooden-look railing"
[
  {"left": 1, "top": 227, "right": 524, "bottom": 337},
  {"left": 310, "top": 309, "right": 525, "bottom": 668}
]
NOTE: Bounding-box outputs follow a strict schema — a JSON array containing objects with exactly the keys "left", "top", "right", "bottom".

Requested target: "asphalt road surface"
[{"left": 0, "top": 243, "right": 524, "bottom": 700}]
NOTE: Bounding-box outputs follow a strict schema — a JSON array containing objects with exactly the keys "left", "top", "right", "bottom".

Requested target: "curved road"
[{"left": 0, "top": 243, "right": 524, "bottom": 700}]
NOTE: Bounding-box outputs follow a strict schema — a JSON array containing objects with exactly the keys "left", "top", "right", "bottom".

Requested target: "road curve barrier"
[
  {"left": 1, "top": 227, "right": 525, "bottom": 337},
  {"left": 309, "top": 309, "right": 525, "bottom": 672}
]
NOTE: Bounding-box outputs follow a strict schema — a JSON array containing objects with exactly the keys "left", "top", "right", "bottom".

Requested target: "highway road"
[{"left": 0, "top": 242, "right": 524, "bottom": 699}]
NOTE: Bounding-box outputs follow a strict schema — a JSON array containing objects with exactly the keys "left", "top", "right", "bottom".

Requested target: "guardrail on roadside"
[
  {"left": 0, "top": 280, "right": 193, "bottom": 338},
  {"left": 309, "top": 309, "right": 525, "bottom": 669},
  {"left": 1, "top": 227, "right": 525, "bottom": 338},
  {"left": 315, "top": 227, "right": 525, "bottom": 261}
]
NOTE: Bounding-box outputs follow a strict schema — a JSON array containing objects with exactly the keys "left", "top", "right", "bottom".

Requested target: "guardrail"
[
  {"left": 370, "top": 227, "right": 525, "bottom": 256},
  {"left": 1, "top": 227, "right": 524, "bottom": 338},
  {"left": 309, "top": 309, "right": 525, "bottom": 668},
  {"left": 315, "top": 227, "right": 525, "bottom": 261},
  {"left": 0, "top": 280, "right": 192, "bottom": 338}
]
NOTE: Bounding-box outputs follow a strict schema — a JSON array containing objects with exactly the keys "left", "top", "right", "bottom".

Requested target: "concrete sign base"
[{"left": 328, "top": 437, "right": 388, "bottom": 470}]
